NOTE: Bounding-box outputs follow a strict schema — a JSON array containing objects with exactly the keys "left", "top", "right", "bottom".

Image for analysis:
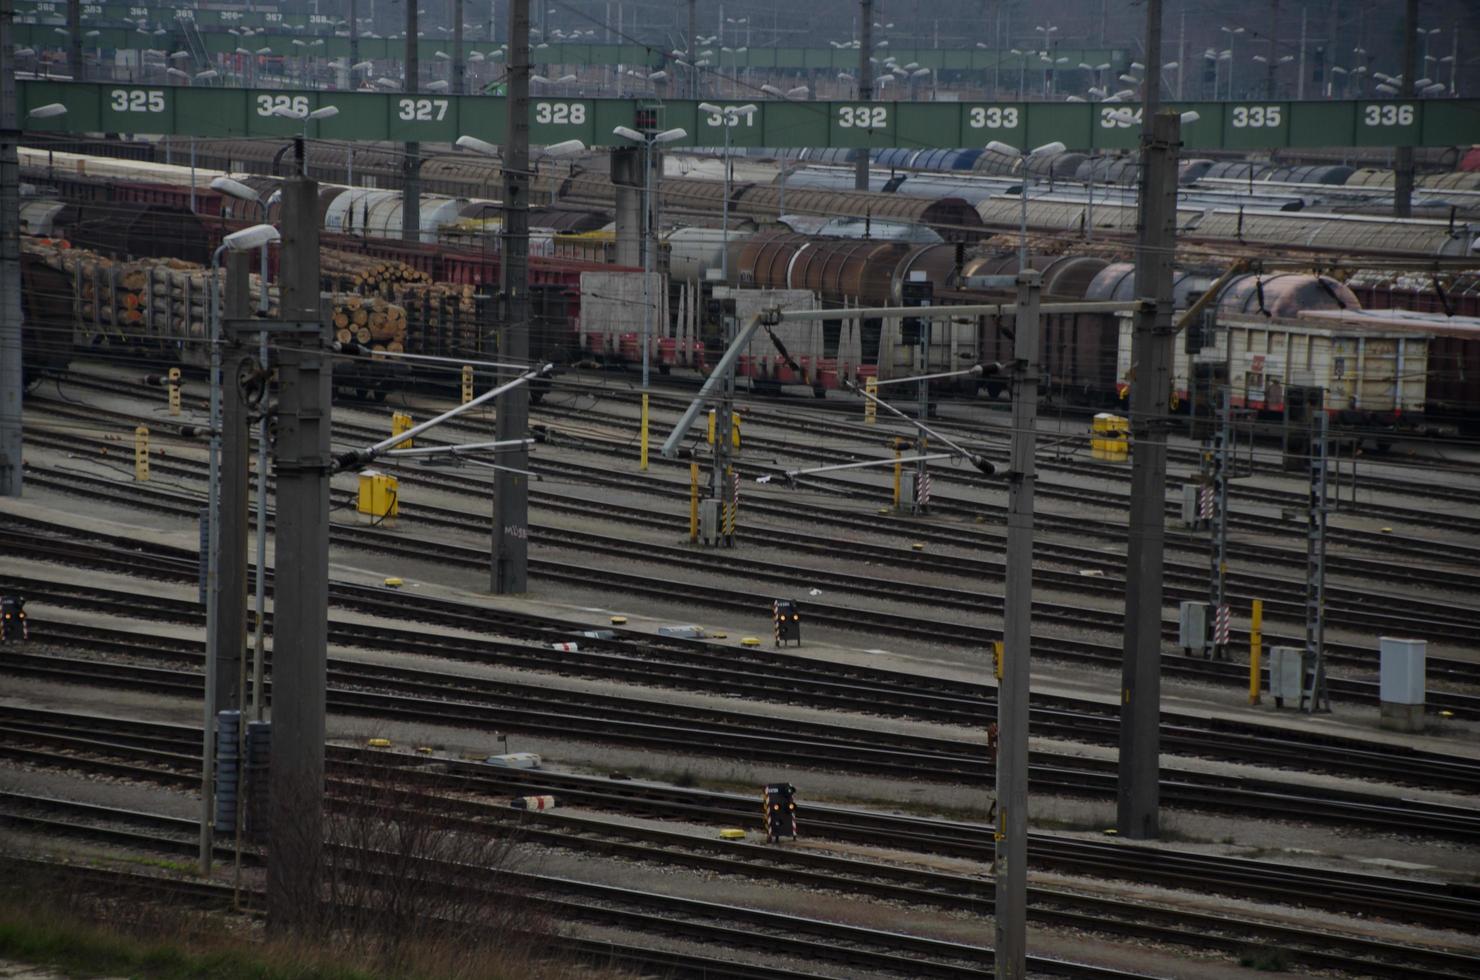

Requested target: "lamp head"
[
  {"left": 210, "top": 176, "right": 259, "bottom": 201},
  {"left": 223, "top": 224, "right": 281, "bottom": 251},
  {"left": 455, "top": 134, "right": 499, "bottom": 156}
]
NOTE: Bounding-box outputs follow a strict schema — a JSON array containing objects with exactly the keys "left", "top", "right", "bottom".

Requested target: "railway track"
[
  {"left": 5, "top": 600, "right": 1479, "bottom": 839},
  {"left": 0, "top": 853, "right": 1007, "bottom": 980},
  {"left": 6, "top": 790, "right": 1478, "bottom": 980},
  {"left": 15, "top": 587, "right": 1480, "bottom": 798},
  {"left": 13, "top": 705, "right": 1478, "bottom": 936},
  {"left": 14, "top": 457, "right": 1480, "bottom": 722},
  {"left": 32, "top": 379, "right": 1480, "bottom": 600},
  {"left": 26, "top": 387, "right": 1480, "bottom": 645},
  {"left": 562, "top": 375, "right": 1480, "bottom": 513},
  {"left": 549, "top": 382, "right": 1480, "bottom": 545},
  {"left": 29, "top": 409, "right": 1479, "bottom": 660},
  {"left": 29, "top": 416, "right": 1478, "bottom": 652},
  {"left": 5, "top": 709, "right": 1480, "bottom": 965}
]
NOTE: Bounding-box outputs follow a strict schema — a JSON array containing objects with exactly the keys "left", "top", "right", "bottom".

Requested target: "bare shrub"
[{"left": 310, "top": 748, "right": 552, "bottom": 971}]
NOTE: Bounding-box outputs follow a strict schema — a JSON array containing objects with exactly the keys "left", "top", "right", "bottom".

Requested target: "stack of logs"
[
  {"left": 322, "top": 248, "right": 483, "bottom": 360},
  {"left": 23, "top": 238, "right": 410, "bottom": 356},
  {"left": 330, "top": 294, "right": 407, "bottom": 352}
]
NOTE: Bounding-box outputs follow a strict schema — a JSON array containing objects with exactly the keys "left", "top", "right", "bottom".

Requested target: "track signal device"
[
  {"left": 0, "top": 596, "right": 28, "bottom": 642},
  {"left": 772, "top": 599, "right": 801, "bottom": 647},
  {"left": 763, "top": 783, "right": 797, "bottom": 844}
]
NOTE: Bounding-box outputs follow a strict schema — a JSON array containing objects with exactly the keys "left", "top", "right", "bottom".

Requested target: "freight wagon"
[{"left": 1124, "top": 311, "right": 1431, "bottom": 428}]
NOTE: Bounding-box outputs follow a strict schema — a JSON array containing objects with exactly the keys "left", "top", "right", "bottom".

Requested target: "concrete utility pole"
[
  {"left": 453, "top": 0, "right": 466, "bottom": 94},
  {"left": 1, "top": 0, "right": 25, "bottom": 497},
  {"left": 994, "top": 268, "right": 1041, "bottom": 980},
  {"left": 66, "top": 0, "right": 81, "bottom": 80},
  {"left": 403, "top": 1, "right": 421, "bottom": 240},
  {"left": 855, "top": 0, "right": 873, "bottom": 191},
  {"left": 492, "top": 0, "right": 531, "bottom": 594},
  {"left": 1117, "top": 0, "right": 1181, "bottom": 842},
  {"left": 1393, "top": 0, "right": 1417, "bottom": 218},
  {"left": 267, "top": 174, "right": 330, "bottom": 932}
]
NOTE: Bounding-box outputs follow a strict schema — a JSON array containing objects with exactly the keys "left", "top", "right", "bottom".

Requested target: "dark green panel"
[
  {"left": 384, "top": 94, "right": 459, "bottom": 143},
  {"left": 1286, "top": 101, "right": 1351, "bottom": 147},
  {"left": 529, "top": 98, "right": 598, "bottom": 145},
  {"left": 177, "top": 87, "right": 247, "bottom": 137},
  {"left": 1088, "top": 103, "right": 1143, "bottom": 150},
  {"left": 22, "top": 79, "right": 101, "bottom": 131},
  {"left": 459, "top": 99, "right": 506, "bottom": 144},
  {"left": 1217, "top": 100, "right": 1292, "bottom": 149},
  {"left": 591, "top": 100, "right": 641, "bottom": 149},
  {"left": 1026, "top": 103, "right": 1092, "bottom": 152},
  {"left": 691, "top": 102, "right": 767, "bottom": 148},
  {"left": 319, "top": 93, "right": 398, "bottom": 143},
  {"left": 764, "top": 102, "right": 829, "bottom": 148},
  {"left": 1422, "top": 101, "right": 1480, "bottom": 145},
  {"left": 96, "top": 84, "right": 171, "bottom": 135},
  {"left": 1174, "top": 102, "right": 1224, "bottom": 150},
  {"left": 14, "top": 83, "right": 1476, "bottom": 150},
  {"left": 1351, "top": 101, "right": 1421, "bottom": 147},
  {"left": 895, "top": 103, "right": 962, "bottom": 151},
  {"left": 828, "top": 102, "right": 897, "bottom": 148},
  {"left": 961, "top": 102, "right": 1027, "bottom": 147}
]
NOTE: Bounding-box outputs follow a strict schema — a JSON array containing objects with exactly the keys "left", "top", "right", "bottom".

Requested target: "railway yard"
[
  {"left": 5, "top": 1, "right": 1480, "bottom": 978},
  {"left": 4, "top": 356, "right": 1480, "bottom": 978}
]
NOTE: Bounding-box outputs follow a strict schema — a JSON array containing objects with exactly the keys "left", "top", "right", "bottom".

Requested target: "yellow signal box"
[
  {"left": 391, "top": 411, "right": 414, "bottom": 450},
  {"left": 357, "top": 470, "right": 399, "bottom": 521},
  {"left": 706, "top": 409, "right": 741, "bottom": 448},
  {"left": 134, "top": 426, "right": 149, "bottom": 481}
]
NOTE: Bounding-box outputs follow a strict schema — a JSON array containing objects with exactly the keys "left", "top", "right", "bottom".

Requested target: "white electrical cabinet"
[
  {"left": 1268, "top": 646, "right": 1304, "bottom": 705},
  {"left": 1178, "top": 601, "right": 1210, "bottom": 655}
]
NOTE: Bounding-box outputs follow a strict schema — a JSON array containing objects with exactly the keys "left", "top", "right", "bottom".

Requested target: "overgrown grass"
[
  {"left": 0, "top": 896, "right": 377, "bottom": 980},
  {"left": 1238, "top": 944, "right": 1291, "bottom": 971},
  {"left": 0, "top": 874, "right": 617, "bottom": 980}
]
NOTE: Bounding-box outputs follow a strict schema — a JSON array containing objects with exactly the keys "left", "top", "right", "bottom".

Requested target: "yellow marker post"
[
  {"left": 461, "top": 364, "right": 474, "bottom": 404},
  {"left": 134, "top": 426, "right": 149, "bottom": 481},
  {"left": 993, "top": 640, "right": 1004, "bottom": 681},
  {"left": 723, "top": 466, "right": 736, "bottom": 540},
  {"left": 391, "top": 411, "right": 414, "bottom": 450},
  {"left": 892, "top": 441, "right": 903, "bottom": 508},
  {"left": 640, "top": 392, "right": 649, "bottom": 471},
  {"left": 689, "top": 462, "right": 699, "bottom": 542},
  {"left": 864, "top": 376, "right": 878, "bottom": 423},
  {"left": 1249, "top": 599, "right": 1264, "bottom": 705},
  {"left": 167, "top": 367, "right": 181, "bottom": 416}
]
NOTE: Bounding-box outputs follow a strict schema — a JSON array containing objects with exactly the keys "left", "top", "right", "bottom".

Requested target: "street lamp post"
[
  {"left": 202, "top": 222, "right": 281, "bottom": 873},
  {"left": 208, "top": 177, "right": 275, "bottom": 721},
  {"left": 614, "top": 123, "right": 688, "bottom": 468},
  {"left": 1220, "top": 27, "right": 1244, "bottom": 98},
  {"left": 698, "top": 103, "right": 756, "bottom": 282},
  {"left": 984, "top": 139, "right": 1066, "bottom": 268},
  {"left": 269, "top": 104, "right": 339, "bottom": 175}
]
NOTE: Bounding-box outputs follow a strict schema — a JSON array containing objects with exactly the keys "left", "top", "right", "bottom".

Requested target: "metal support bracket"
[{"left": 224, "top": 318, "right": 323, "bottom": 338}]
